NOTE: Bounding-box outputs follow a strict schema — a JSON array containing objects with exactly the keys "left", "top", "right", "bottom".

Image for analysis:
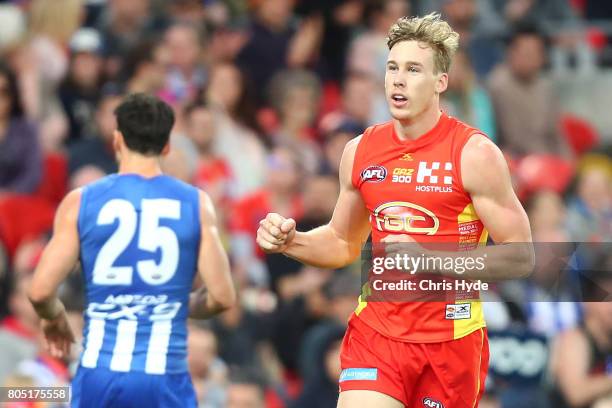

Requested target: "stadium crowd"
[{"left": 0, "top": 0, "right": 610, "bottom": 407}]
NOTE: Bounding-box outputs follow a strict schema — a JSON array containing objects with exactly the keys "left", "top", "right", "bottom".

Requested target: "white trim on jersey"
[
  {"left": 145, "top": 320, "right": 172, "bottom": 374},
  {"left": 109, "top": 319, "right": 138, "bottom": 372},
  {"left": 81, "top": 318, "right": 105, "bottom": 368}
]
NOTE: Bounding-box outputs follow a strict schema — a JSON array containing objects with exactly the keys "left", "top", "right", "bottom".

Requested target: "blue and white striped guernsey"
[{"left": 77, "top": 174, "right": 200, "bottom": 375}]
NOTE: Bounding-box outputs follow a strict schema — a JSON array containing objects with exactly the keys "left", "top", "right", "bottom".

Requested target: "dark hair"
[
  {"left": 120, "top": 40, "right": 159, "bottom": 82},
  {"left": 506, "top": 22, "right": 549, "bottom": 48},
  {"left": 114, "top": 93, "right": 175, "bottom": 155},
  {"left": 229, "top": 367, "right": 266, "bottom": 396},
  {"left": 0, "top": 63, "right": 24, "bottom": 118}
]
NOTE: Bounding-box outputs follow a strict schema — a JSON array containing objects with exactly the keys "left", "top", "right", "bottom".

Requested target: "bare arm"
[
  {"left": 189, "top": 191, "right": 236, "bottom": 319},
  {"left": 386, "top": 135, "right": 534, "bottom": 280},
  {"left": 459, "top": 134, "right": 534, "bottom": 279},
  {"left": 553, "top": 329, "right": 612, "bottom": 407},
  {"left": 257, "top": 137, "right": 371, "bottom": 269},
  {"left": 28, "top": 189, "right": 80, "bottom": 358},
  {"left": 28, "top": 189, "right": 81, "bottom": 318}
]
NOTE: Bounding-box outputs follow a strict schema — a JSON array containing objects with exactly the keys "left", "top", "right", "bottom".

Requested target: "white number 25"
[{"left": 92, "top": 199, "right": 181, "bottom": 286}]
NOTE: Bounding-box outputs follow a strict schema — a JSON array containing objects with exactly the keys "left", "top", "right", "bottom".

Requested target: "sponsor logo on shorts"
[
  {"left": 445, "top": 303, "right": 471, "bottom": 320},
  {"left": 423, "top": 397, "right": 444, "bottom": 408},
  {"left": 339, "top": 368, "right": 378, "bottom": 382},
  {"left": 361, "top": 166, "right": 387, "bottom": 183}
]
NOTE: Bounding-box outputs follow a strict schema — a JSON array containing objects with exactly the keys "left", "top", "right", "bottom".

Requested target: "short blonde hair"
[{"left": 387, "top": 13, "right": 459, "bottom": 74}]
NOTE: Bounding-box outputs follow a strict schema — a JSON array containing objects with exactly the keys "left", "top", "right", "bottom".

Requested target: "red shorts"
[{"left": 339, "top": 317, "right": 489, "bottom": 407}]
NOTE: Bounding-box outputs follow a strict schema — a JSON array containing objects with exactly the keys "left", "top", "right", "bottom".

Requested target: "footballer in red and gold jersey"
[{"left": 257, "top": 13, "right": 533, "bottom": 408}]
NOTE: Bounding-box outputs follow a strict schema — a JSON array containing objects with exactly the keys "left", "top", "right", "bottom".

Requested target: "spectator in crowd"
[
  {"left": 206, "top": 62, "right": 260, "bottom": 135},
  {"left": 566, "top": 154, "right": 612, "bottom": 242},
  {"left": 188, "top": 323, "right": 229, "bottom": 408},
  {"left": 210, "top": 302, "right": 270, "bottom": 371},
  {"left": 551, "top": 272, "right": 612, "bottom": 407},
  {"left": 0, "top": 4, "right": 26, "bottom": 51},
  {"left": 490, "top": 0, "right": 594, "bottom": 75},
  {"left": 0, "top": 64, "right": 42, "bottom": 195},
  {"left": 0, "top": 271, "right": 39, "bottom": 385},
  {"left": 488, "top": 25, "right": 571, "bottom": 158},
  {"left": 268, "top": 69, "right": 322, "bottom": 174},
  {"left": 298, "top": 270, "right": 359, "bottom": 380},
  {"left": 442, "top": 49, "right": 497, "bottom": 142},
  {"left": 95, "top": 0, "right": 160, "bottom": 77},
  {"left": 296, "top": 0, "right": 362, "bottom": 82},
  {"left": 291, "top": 325, "right": 344, "bottom": 408},
  {"left": 67, "top": 88, "right": 122, "bottom": 176},
  {"left": 231, "top": 147, "right": 305, "bottom": 287},
  {"left": 226, "top": 369, "right": 267, "bottom": 408},
  {"left": 184, "top": 100, "right": 234, "bottom": 218},
  {"left": 206, "top": 62, "right": 267, "bottom": 197},
  {"left": 346, "top": 0, "right": 409, "bottom": 123},
  {"left": 319, "top": 71, "right": 377, "bottom": 132},
  {"left": 236, "top": 0, "right": 322, "bottom": 104},
  {"left": 23, "top": 0, "right": 84, "bottom": 151},
  {"left": 320, "top": 121, "right": 360, "bottom": 176},
  {"left": 159, "top": 22, "right": 206, "bottom": 105},
  {"left": 419, "top": 0, "right": 505, "bottom": 77},
  {"left": 527, "top": 190, "right": 569, "bottom": 242},
  {"left": 121, "top": 41, "right": 167, "bottom": 96},
  {"left": 168, "top": 0, "right": 207, "bottom": 26},
  {"left": 59, "top": 28, "right": 106, "bottom": 144},
  {"left": 489, "top": 0, "right": 579, "bottom": 32}
]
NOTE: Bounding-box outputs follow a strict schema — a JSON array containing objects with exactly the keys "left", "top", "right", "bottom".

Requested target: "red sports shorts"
[{"left": 339, "top": 316, "right": 489, "bottom": 407}]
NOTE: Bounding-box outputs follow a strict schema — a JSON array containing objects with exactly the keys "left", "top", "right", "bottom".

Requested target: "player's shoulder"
[
  {"left": 462, "top": 133, "right": 502, "bottom": 166},
  {"left": 56, "top": 188, "right": 83, "bottom": 225},
  {"left": 344, "top": 134, "right": 363, "bottom": 153},
  {"left": 160, "top": 174, "right": 200, "bottom": 195},
  {"left": 461, "top": 134, "right": 509, "bottom": 194}
]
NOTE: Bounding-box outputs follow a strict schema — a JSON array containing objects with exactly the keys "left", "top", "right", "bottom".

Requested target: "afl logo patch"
[{"left": 361, "top": 165, "right": 387, "bottom": 183}]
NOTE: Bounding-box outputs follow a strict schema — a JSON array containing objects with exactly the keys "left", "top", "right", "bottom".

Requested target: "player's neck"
[
  {"left": 393, "top": 104, "right": 442, "bottom": 141},
  {"left": 118, "top": 153, "right": 163, "bottom": 178}
]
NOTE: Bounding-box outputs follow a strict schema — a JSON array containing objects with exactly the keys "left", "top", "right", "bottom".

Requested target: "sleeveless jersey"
[
  {"left": 351, "top": 111, "right": 488, "bottom": 342},
  {"left": 77, "top": 174, "right": 200, "bottom": 374}
]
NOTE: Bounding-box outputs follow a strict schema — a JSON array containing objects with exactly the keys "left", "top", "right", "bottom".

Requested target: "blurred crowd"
[{"left": 0, "top": 0, "right": 611, "bottom": 407}]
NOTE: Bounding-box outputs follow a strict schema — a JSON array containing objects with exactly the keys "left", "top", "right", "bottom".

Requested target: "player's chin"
[{"left": 388, "top": 106, "right": 413, "bottom": 121}]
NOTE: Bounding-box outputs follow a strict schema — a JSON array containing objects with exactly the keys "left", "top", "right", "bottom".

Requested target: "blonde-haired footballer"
[{"left": 257, "top": 13, "right": 533, "bottom": 408}]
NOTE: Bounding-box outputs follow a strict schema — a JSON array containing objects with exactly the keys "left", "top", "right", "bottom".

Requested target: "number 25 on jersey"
[{"left": 92, "top": 198, "right": 181, "bottom": 286}]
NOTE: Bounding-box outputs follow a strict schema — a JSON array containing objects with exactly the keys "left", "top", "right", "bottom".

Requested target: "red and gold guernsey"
[{"left": 351, "top": 111, "right": 488, "bottom": 343}]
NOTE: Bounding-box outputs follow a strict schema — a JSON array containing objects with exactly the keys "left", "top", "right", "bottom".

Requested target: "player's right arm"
[
  {"left": 256, "top": 137, "right": 371, "bottom": 269},
  {"left": 189, "top": 191, "right": 236, "bottom": 319}
]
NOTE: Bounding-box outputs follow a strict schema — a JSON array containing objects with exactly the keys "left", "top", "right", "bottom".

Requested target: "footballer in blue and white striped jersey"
[{"left": 28, "top": 94, "right": 236, "bottom": 408}]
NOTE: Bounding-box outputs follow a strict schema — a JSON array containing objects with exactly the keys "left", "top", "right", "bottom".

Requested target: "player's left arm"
[
  {"left": 458, "top": 134, "right": 535, "bottom": 279},
  {"left": 384, "top": 135, "right": 534, "bottom": 280},
  {"left": 28, "top": 189, "right": 81, "bottom": 357},
  {"left": 189, "top": 191, "right": 236, "bottom": 319}
]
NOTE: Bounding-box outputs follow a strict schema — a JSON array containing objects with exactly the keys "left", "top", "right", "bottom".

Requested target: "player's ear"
[
  {"left": 435, "top": 72, "right": 448, "bottom": 94},
  {"left": 113, "top": 130, "right": 124, "bottom": 154},
  {"left": 160, "top": 142, "right": 171, "bottom": 156}
]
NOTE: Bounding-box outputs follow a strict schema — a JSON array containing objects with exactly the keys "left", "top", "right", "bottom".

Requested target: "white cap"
[
  {"left": 0, "top": 5, "right": 25, "bottom": 48},
  {"left": 69, "top": 28, "right": 102, "bottom": 54}
]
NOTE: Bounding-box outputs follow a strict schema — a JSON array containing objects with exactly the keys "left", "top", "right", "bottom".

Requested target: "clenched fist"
[{"left": 256, "top": 213, "right": 296, "bottom": 253}]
